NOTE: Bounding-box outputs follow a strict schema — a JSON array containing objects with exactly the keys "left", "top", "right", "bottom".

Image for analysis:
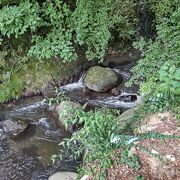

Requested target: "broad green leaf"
[
  {"left": 174, "top": 68, "right": 180, "bottom": 80},
  {"left": 160, "top": 70, "right": 168, "bottom": 77},
  {"left": 171, "top": 80, "right": 180, "bottom": 88}
]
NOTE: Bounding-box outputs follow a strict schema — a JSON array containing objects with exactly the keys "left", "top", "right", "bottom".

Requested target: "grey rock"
[
  {"left": 103, "top": 49, "right": 141, "bottom": 67},
  {"left": 56, "top": 101, "right": 81, "bottom": 132},
  {"left": 118, "top": 108, "right": 135, "bottom": 130},
  {"left": 84, "top": 66, "right": 120, "bottom": 92},
  {"left": 0, "top": 118, "right": 28, "bottom": 137},
  {"left": 48, "top": 171, "right": 77, "bottom": 180}
]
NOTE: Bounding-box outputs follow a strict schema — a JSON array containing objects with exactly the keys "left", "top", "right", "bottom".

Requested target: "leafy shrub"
[
  {"left": 159, "top": 61, "right": 180, "bottom": 95},
  {"left": 73, "top": 0, "right": 137, "bottom": 61},
  {"left": 0, "top": 1, "right": 41, "bottom": 37},
  {"left": 0, "top": 0, "right": 137, "bottom": 61},
  {"left": 52, "top": 107, "right": 120, "bottom": 178},
  {"left": 28, "top": 0, "right": 77, "bottom": 61},
  {"left": 48, "top": 89, "right": 70, "bottom": 106},
  {"left": 51, "top": 104, "right": 143, "bottom": 179},
  {"left": 128, "top": 1, "right": 180, "bottom": 112}
]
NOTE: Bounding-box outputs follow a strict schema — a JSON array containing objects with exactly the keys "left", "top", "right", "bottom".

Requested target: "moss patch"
[
  {"left": 20, "top": 58, "right": 86, "bottom": 92},
  {"left": 0, "top": 56, "right": 87, "bottom": 102}
]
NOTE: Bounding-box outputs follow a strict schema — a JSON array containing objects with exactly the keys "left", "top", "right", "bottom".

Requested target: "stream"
[
  {"left": 60, "top": 63, "right": 140, "bottom": 110},
  {"left": 0, "top": 96, "right": 80, "bottom": 180},
  {"left": 0, "top": 63, "right": 140, "bottom": 180}
]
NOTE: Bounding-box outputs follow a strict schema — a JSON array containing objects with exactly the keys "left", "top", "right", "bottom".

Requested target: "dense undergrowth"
[
  {"left": 128, "top": 0, "right": 180, "bottom": 115},
  {"left": 0, "top": 0, "right": 137, "bottom": 102},
  {"left": 0, "top": 0, "right": 180, "bottom": 179},
  {"left": 0, "top": 0, "right": 137, "bottom": 61},
  {"left": 53, "top": 102, "right": 139, "bottom": 178}
]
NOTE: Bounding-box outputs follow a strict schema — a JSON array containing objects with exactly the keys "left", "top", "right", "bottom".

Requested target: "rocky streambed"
[
  {"left": 60, "top": 62, "right": 141, "bottom": 111},
  {"left": 0, "top": 61, "right": 140, "bottom": 180},
  {"left": 0, "top": 96, "right": 80, "bottom": 180}
]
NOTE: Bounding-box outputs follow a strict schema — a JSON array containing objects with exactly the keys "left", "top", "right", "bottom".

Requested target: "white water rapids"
[{"left": 59, "top": 69, "right": 141, "bottom": 109}]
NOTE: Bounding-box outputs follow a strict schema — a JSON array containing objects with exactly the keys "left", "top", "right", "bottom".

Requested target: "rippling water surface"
[{"left": 0, "top": 96, "right": 80, "bottom": 180}]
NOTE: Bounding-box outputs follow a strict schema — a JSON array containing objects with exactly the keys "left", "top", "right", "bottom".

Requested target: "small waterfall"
[
  {"left": 89, "top": 92, "right": 141, "bottom": 109},
  {"left": 112, "top": 68, "right": 131, "bottom": 80},
  {"left": 60, "top": 74, "right": 85, "bottom": 92},
  {"left": 13, "top": 99, "right": 47, "bottom": 112},
  {"left": 3, "top": 99, "right": 48, "bottom": 121},
  {"left": 59, "top": 65, "right": 140, "bottom": 110}
]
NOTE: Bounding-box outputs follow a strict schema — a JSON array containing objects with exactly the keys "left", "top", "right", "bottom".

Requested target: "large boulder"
[
  {"left": 48, "top": 171, "right": 77, "bottom": 180},
  {"left": 56, "top": 101, "right": 81, "bottom": 132},
  {"left": 118, "top": 108, "right": 135, "bottom": 130},
  {"left": 83, "top": 66, "right": 120, "bottom": 92}
]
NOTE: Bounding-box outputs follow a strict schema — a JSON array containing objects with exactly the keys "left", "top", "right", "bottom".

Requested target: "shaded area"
[{"left": 0, "top": 96, "right": 80, "bottom": 180}]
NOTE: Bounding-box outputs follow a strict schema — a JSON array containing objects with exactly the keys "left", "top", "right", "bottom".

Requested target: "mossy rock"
[
  {"left": 83, "top": 66, "right": 120, "bottom": 92},
  {"left": 118, "top": 108, "right": 135, "bottom": 130},
  {"left": 0, "top": 55, "right": 90, "bottom": 102},
  {"left": 56, "top": 101, "right": 82, "bottom": 132},
  {"left": 18, "top": 57, "right": 88, "bottom": 93}
]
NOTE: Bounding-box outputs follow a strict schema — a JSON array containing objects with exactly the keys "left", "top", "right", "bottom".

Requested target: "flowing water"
[
  {"left": 60, "top": 63, "right": 140, "bottom": 111},
  {"left": 0, "top": 63, "right": 140, "bottom": 180},
  {"left": 0, "top": 96, "right": 80, "bottom": 180}
]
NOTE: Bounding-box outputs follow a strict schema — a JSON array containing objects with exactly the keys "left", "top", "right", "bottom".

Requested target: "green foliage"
[
  {"left": 0, "top": 0, "right": 20, "bottom": 6},
  {"left": 51, "top": 103, "right": 143, "bottom": 178},
  {"left": 52, "top": 100, "right": 180, "bottom": 178},
  {"left": 54, "top": 107, "right": 121, "bottom": 178},
  {"left": 0, "top": 76, "right": 24, "bottom": 102},
  {"left": 73, "top": 0, "right": 116, "bottom": 60},
  {"left": 49, "top": 89, "right": 70, "bottom": 106},
  {"left": 159, "top": 61, "right": 180, "bottom": 95},
  {"left": 0, "top": 0, "right": 137, "bottom": 61},
  {"left": 0, "top": 1, "right": 41, "bottom": 38},
  {"left": 128, "top": 1, "right": 180, "bottom": 113},
  {"left": 28, "top": 0, "right": 77, "bottom": 61},
  {"left": 120, "top": 149, "right": 141, "bottom": 171},
  {"left": 72, "top": 0, "right": 137, "bottom": 61}
]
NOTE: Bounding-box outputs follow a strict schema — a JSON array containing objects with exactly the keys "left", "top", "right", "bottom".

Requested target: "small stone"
[
  {"left": 151, "top": 149, "right": 159, "bottom": 155},
  {"left": 80, "top": 175, "right": 90, "bottom": 180},
  {"left": 48, "top": 172, "right": 77, "bottom": 180},
  {"left": 111, "top": 87, "right": 122, "bottom": 96},
  {"left": 22, "top": 91, "right": 34, "bottom": 97},
  {"left": 1, "top": 119, "right": 29, "bottom": 137},
  {"left": 166, "top": 155, "right": 176, "bottom": 162}
]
